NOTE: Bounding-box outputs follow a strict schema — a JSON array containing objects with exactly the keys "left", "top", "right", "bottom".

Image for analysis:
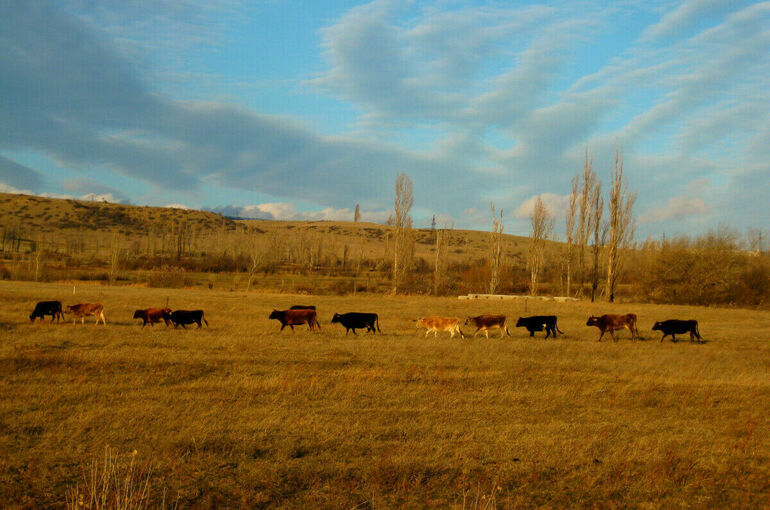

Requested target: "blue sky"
[{"left": 1, "top": 0, "right": 768, "bottom": 238}]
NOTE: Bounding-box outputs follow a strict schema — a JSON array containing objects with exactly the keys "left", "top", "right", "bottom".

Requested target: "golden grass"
[{"left": 1, "top": 281, "right": 768, "bottom": 508}]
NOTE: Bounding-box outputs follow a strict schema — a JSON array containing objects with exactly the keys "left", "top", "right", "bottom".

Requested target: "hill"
[
  {"left": 0, "top": 192, "right": 237, "bottom": 235},
  {"left": 0, "top": 192, "right": 532, "bottom": 266}
]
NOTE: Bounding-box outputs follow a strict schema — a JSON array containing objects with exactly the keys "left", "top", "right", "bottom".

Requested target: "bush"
[{"left": 147, "top": 268, "right": 193, "bottom": 289}]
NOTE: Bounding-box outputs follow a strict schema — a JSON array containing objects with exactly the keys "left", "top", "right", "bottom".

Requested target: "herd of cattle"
[{"left": 28, "top": 300, "right": 704, "bottom": 342}]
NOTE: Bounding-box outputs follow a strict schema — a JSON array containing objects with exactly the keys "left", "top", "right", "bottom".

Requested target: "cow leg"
[
  {"left": 434, "top": 330, "right": 439, "bottom": 338},
  {"left": 597, "top": 330, "right": 605, "bottom": 342},
  {"left": 485, "top": 330, "right": 489, "bottom": 339},
  {"left": 529, "top": 329, "right": 535, "bottom": 337},
  {"left": 610, "top": 330, "right": 617, "bottom": 342}
]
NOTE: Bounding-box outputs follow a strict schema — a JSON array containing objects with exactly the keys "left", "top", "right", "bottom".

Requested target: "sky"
[{"left": 1, "top": 0, "right": 768, "bottom": 238}]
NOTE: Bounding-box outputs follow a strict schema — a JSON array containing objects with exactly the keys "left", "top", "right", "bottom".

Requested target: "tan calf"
[
  {"left": 416, "top": 316, "right": 465, "bottom": 338},
  {"left": 66, "top": 303, "right": 106, "bottom": 325}
]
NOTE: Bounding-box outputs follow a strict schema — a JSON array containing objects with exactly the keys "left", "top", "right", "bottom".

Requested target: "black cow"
[
  {"left": 653, "top": 319, "right": 701, "bottom": 342},
  {"left": 163, "top": 310, "right": 208, "bottom": 329},
  {"left": 331, "top": 312, "right": 381, "bottom": 335},
  {"left": 290, "top": 305, "right": 316, "bottom": 310},
  {"left": 515, "top": 315, "right": 563, "bottom": 338},
  {"left": 30, "top": 301, "right": 64, "bottom": 323}
]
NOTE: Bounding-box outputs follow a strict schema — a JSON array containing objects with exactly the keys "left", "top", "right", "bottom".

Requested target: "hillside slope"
[
  {"left": 0, "top": 192, "right": 535, "bottom": 264},
  {"left": 0, "top": 193, "right": 236, "bottom": 235}
]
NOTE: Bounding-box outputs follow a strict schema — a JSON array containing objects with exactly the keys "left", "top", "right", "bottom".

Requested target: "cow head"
[
  {"left": 269, "top": 310, "right": 280, "bottom": 320},
  {"left": 515, "top": 317, "right": 524, "bottom": 327},
  {"left": 331, "top": 313, "right": 340, "bottom": 323},
  {"left": 416, "top": 318, "right": 424, "bottom": 328},
  {"left": 652, "top": 322, "right": 663, "bottom": 331},
  {"left": 162, "top": 311, "right": 173, "bottom": 321},
  {"left": 133, "top": 310, "right": 143, "bottom": 319},
  {"left": 64, "top": 305, "right": 74, "bottom": 314},
  {"left": 463, "top": 317, "right": 473, "bottom": 326},
  {"left": 586, "top": 316, "right": 599, "bottom": 326}
]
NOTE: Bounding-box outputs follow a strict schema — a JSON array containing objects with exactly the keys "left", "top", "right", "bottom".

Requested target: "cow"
[
  {"left": 331, "top": 312, "right": 380, "bottom": 335},
  {"left": 515, "top": 315, "right": 564, "bottom": 339},
  {"left": 164, "top": 310, "right": 208, "bottom": 329},
  {"left": 133, "top": 308, "right": 172, "bottom": 327},
  {"left": 586, "top": 314, "right": 639, "bottom": 342},
  {"left": 65, "top": 303, "right": 106, "bottom": 325},
  {"left": 464, "top": 315, "right": 510, "bottom": 338},
  {"left": 29, "top": 301, "right": 64, "bottom": 323},
  {"left": 290, "top": 305, "right": 316, "bottom": 310},
  {"left": 416, "top": 316, "right": 464, "bottom": 338},
  {"left": 269, "top": 309, "right": 320, "bottom": 332},
  {"left": 653, "top": 319, "right": 702, "bottom": 343}
]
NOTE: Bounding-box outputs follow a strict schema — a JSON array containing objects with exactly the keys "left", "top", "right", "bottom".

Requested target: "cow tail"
[
  {"left": 695, "top": 322, "right": 701, "bottom": 339},
  {"left": 376, "top": 315, "right": 381, "bottom": 333},
  {"left": 556, "top": 321, "right": 564, "bottom": 334},
  {"left": 315, "top": 316, "right": 321, "bottom": 330},
  {"left": 203, "top": 313, "right": 209, "bottom": 327}
]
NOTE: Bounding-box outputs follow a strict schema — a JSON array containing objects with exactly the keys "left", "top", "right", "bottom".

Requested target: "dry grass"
[{"left": 1, "top": 281, "right": 769, "bottom": 508}]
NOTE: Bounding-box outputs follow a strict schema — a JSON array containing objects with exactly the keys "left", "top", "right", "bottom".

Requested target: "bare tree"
[
  {"left": 489, "top": 203, "right": 504, "bottom": 294},
  {"left": 32, "top": 234, "right": 44, "bottom": 282},
  {"left": 354, "top": 204, "right": 361, "bottom": 222},
  {"left": 565, "top": 175, "right": 579, "bottom": 296},
  {"left": 605, "top": 149, "right": 636, "bottom": 302},
  {"left": 576, "top": 148, "right": 597, "bottom": 297},
  {"left": 392, "top": 173, "right": 414, "bottom": 293},
  {"left": 589, "top": 184, "right": 605, "bottom": 302},
  {"left": 528, "top": 197, "right": 553, "bottom": 296},
  {"left": 245, "top": 228, "right": 265, "bottom": 292},
  {"left": 108, "top": 234, "right": 122, "bottom": 286},
  {"left": 747, "top": 228, "right": 764, "bottom": 254},
  {"left": 433, "top": 226, "right": 447, "bottom": 295}
]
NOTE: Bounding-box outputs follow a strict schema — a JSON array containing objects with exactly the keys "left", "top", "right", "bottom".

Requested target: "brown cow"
[
  {"left": 416, "top": 316, "right": 465, "bottom": 338},
  {"left": 133, "top": 308, "right": 171, "bottom": 327},
  {"left": 269, "top": 309, "right": 320, "bottom": 332},
  {"left": 464, "top": 315, "right": 510, "bottom": 338},
  {"left": 66, "top": 303, "right": 106, "bottom": 325},
  {"left": 586, "top": 314, "right": 639, "bottom": 341}
]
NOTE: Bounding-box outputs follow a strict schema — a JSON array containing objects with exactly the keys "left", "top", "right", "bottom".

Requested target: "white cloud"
[
  {"left": 0, "top": 182, "right": 34, "bottom": 195},
  {"left": 514, "top": 193, "right": 571, "bottom": 220},
  {"left": 639, "top": 196, "right": 709, "bottom": 225},
  {"left": 164, "top": 203, "right": 191, "bottom": 210},
  {"left": 212, "top": 203, "right": 391, "bottom": 223},
  {"left": 642, "top": 0, "right": 728, "bottom": 40},
  {"left": 0, "top": 182, "right": 125, "bottom": 204}
]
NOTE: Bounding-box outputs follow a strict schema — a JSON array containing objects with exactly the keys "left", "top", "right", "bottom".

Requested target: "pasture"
[{"left": 1, "top": 281, "right": 768, "bottom": 508}]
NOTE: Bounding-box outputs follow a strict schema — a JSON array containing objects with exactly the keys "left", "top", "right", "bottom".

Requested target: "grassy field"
[{"left": 1, "top": 281, "right": 768, "bottom": 508}]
